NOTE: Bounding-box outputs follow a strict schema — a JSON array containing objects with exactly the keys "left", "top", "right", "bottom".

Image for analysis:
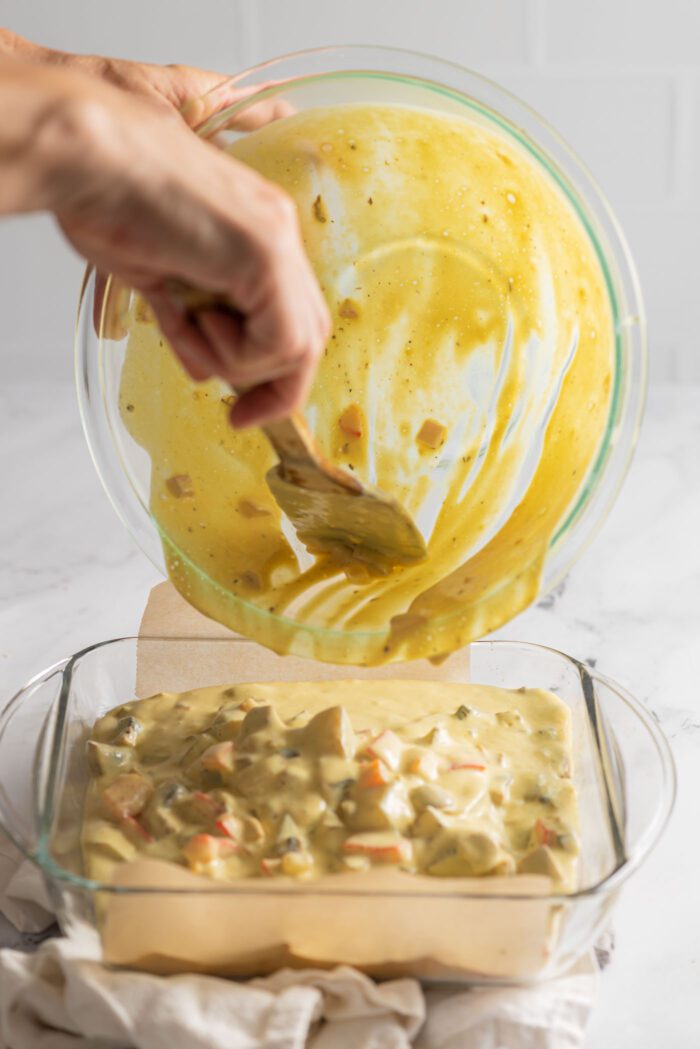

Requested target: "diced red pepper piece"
[
  {"left": 200, "top": 741, "right": 235, "bottom": 773},
  {"left": 102, "top": 772, "right": 152, "bottom": 820},
  {"left": 534, "top": 819, "right": 558, "bottom": 847},
  {"left": 449, "top": 762, "right": 486, "bottom": 772},
  {"left": 342, "top": 832, "right": 411, "bottom": 864},
  {"left": 357, "top": 759, "right": 391, "bottom": 790},
  {"left": 192, "top": 791, "right": 226, "bottom": 819},
  {"left": 120, "top": 815, "right": 154, "bottom": 845},
  {"left": 260, "top": 857, "right": 283, "bottom": 877},
  {"left": 184, "top": 833, "right": 237, "bottom": 869},
  {"left": 215, "top": 815, "right": 242, "bottom": 842}
]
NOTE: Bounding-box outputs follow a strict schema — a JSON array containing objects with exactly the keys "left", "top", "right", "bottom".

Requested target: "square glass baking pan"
[{"left": 0, "top": 637, "right": 674, "bottom": 983}]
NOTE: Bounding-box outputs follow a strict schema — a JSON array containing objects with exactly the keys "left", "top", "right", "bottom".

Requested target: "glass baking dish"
[{"left": 0, "top": 637, "right": 674, "bottom": 983}]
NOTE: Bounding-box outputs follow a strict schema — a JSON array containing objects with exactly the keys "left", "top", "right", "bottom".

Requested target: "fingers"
[
  {"left": 177, "top": 75, "right": 295, "bottom": 134},
  {"left": 195, "top": 298, "right": 326, "bottom": 426},
  {"left": 229, "top": 361, "right": 316, "bottom": 428},
  {"left": 146, "top": 291, "right": 325, "bottom": 427},
  {"left": 147, "top": 290, "right": 219, "bottom": 383}
]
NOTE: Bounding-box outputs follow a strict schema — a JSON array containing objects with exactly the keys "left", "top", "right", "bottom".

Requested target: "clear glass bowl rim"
[{"left": 1, "top": 636, "right": 675, "bottom": 904}]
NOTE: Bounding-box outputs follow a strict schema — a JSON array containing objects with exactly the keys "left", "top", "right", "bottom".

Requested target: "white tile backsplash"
[
  {"left": 543, "top": 0, "right": 700, "bottom": 67},
  {"left": 1, "top": 0, "right": 697, "bottom": 382},
  {"left": 251, "top": 0, "right": 531, "bottom": 67},
  {"left": 495, "top": 71, "right": 676, "bottom": 209}
]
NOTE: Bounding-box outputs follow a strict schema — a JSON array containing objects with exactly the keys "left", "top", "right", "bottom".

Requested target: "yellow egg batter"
[
  {"left": 82, "top": 680, "right": 578, "bottom": 891},
  {"left": 118, "top": 103, "right": 614, "bottom": 664}
]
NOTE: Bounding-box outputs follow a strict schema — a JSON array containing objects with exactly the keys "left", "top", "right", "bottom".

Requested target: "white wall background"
[{"left": 1, "top": 0, "right": 698, "bottom": 383}]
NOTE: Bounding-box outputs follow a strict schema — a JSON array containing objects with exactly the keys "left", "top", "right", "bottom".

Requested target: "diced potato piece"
[
  {"left": 299, "top": 706, "right": 356, "bottom": 758},
  {"left": 180, "top": 733, "right": 218, "bottom": 768},
  {"left": 557, "top": 830, "right": 580, "bottom": 855},
  {"left": 490, "top": 856, "right": 516, "bottom": 876},
  {"left": 342, "top": 832, "right": 412, "bottom": 864},
  {"left": 339, "top": 403, "right": 363, "bottom": 438},
  {"left": 412, "top": 805, "right": 451, "bottom": 838},
  {"left": 404, "top": 748, "right": 441, "bottom": 780},
  {"left": 276, "top": 812, "right": 302, "bottom": 849},
  {"left": 419, "top": 724, "right": 452, "bottom": 749},
  {"left": 276, "top": 765, "right": 315, "bottom": 802},
  {"left": 350, "top": 782, "right": 413, "bottom": 833},
  {"left": 416, "top": 418, "right": 447, "bottom": 449},
  {"left": 102, "top": 772, "right": 153, "bottom": 821},
  {"left": 517, "top": 845, "right": 563, "bottom": 880},
  {"left": 237, "top": 499, "right": 270, "bottom": 518},
  {"left": 441, "top": 767, "right": 487, "bottom": 808},
  {"left": 343, "top": 853, "right": 371, "bottom": 872},
  {"left": 456, "top": 831, "right": 502, "bottom": 875},
  {"left": 241, "top": 815, "right": 266, "bottom": 844},
  {"left": 237, "top": 704, "right": 285, "bottom": 743},
  {"left": 200, "top": 741, "right": 235, "bottom": 774},
  {"left": 111, "top": 716, "right": 142, "bottom": 747},
  {"left": 410, "top": 783, "right": 457, "bottom": 813},
  {"left": 165, "top": 473, "right": 194, "bottom": 498},
  {"left": 365, "top": 730, "right": 402, "bottom": 771},
  {"left": 87, "top": 741, "right": 134, "bottom": 778},
  {"left": 281, "top": 850, "right": 314, "bottom": 876},
  {"left": 319, "top": 755, "right": 357, "bottom": 786},
  {"left": 141, "top": 781, "right": 187, "bottom": 836},
  {"left": 425, "top": 828, "right": 503, "bottom": 877},
  {"left": 208, "top": 708, "right": 247, "bottom": 742}
]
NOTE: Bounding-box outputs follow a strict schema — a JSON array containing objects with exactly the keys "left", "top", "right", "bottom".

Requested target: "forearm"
[
  {"left": 0, "top": 27, "right": 48, "bottom": 61},
  {"left": 0, "top": 28, "right": 161, "bottom": 216},
  {"left": 0, "top": 58, "right": 60, "bottom": 214}
]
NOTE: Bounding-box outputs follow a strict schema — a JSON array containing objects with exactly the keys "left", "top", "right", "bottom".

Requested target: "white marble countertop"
[{"left": 1, "top": 379, "right": 698, "bottom": 1047}]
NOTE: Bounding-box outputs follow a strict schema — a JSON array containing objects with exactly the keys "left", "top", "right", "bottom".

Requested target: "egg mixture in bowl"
[{"left": 76, "top": 48, "right": 645, "bottom": 664}]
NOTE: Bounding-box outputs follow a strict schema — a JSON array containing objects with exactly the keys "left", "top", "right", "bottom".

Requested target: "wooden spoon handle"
[{"left": 262, "top": 413, "right": 320, "bottom": 466}]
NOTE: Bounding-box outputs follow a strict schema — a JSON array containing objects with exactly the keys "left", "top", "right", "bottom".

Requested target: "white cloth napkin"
[
  {"left": 0, "top": 934, "right": 598, "bottom": 1049},
  {"left": 0, "top": 829, "right": 600, "bottom": 1049}
]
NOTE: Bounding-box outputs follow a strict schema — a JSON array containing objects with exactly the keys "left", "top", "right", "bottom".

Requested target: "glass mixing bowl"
[
  {"left": 0, "top": 638, "right": 674, "bottom": 982},
  {"left": 75, "top": 46, "right": 646, "bottom": 663}
]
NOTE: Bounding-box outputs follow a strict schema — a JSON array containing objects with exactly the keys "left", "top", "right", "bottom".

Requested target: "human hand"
[{"left": 2, "top": 32, "right": 329, "bottom": 425}]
